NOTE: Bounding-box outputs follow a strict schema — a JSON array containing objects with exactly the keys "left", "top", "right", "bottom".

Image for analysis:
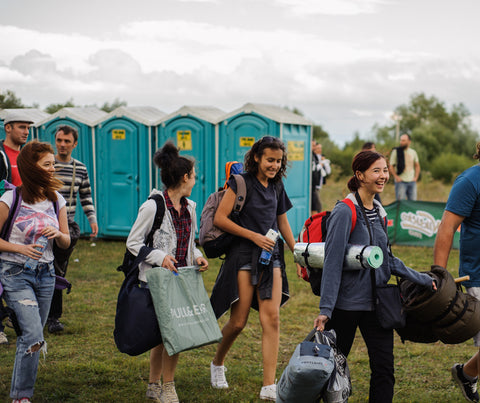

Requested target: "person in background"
[
  {"left": 0, "top": 111, "right": 34, "bottom": 345},
  {"left": 389, "top": 134, "right": 420, "bottom": 200},
  {"left": 434, "top": 142, "right": 480, "bottom": 403},
  {"left": 46, "top": 125, "right": 98, "bottom": 333},
  {"left": 126, "top": 142, "right": 208, "bottom": 403},
  {"left": 311, "top": 140, "right": 322, "bottom": 215},
  {"left": 314, "top": 150, "right": 435, "bottom": 403},
  {"left": 362, "top": 142, "right": 376, "bottom": 152},
  {"left": 0, "top": 141, "right": 70, "bottom": 403},
  {"left": 311, "top": 142, "right": 331, "bottom": 214},
  {"left": 209, "top": 136, "right": 296, "bottom": 401}
]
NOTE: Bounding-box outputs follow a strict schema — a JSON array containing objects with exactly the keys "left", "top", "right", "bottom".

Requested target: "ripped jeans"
[{"left": 0, "top": 259, "right": 55, "bottom": 399}]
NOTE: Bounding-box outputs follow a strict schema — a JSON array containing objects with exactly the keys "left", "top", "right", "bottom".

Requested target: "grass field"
[{"left": 0, "top": 179, "right": 473, "bottom": 402}]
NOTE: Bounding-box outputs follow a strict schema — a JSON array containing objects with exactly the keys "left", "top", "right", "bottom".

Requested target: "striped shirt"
[
  {"left": 365, "top": 207, "right": 378, "bottom": 223},
  {"left": 55, "top": 158, "right": 97, "bottom": 225},
  {"left": 163, "top": 190, "right": 191, "bottom": 268}
]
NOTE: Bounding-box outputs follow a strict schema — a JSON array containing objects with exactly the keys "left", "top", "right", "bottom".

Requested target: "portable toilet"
[
  {"left": 36, "top": 107, "right": 108, "bottom": 235},
  {"left": 156, "top": 106, "right": 225, "bottom": 231},
  {"left": 95, "top": 106, "right": 166, "bottom": 238},
  {"left": 0, "top": 108, "right": 50, "bottom": 141},
  {"left": 218, "top": 103, "right": 312, "bottom": 236}
]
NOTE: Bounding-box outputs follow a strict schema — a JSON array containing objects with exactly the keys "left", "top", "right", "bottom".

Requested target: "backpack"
[
  {"left": 298, "top": 198, "right": 357, "bottom": 296},
  {"left": 117, "top": 193, "right": 165, "bottom": 275},
  {"left": 199, "top": 174, "right": 247, "bottom": 259}
]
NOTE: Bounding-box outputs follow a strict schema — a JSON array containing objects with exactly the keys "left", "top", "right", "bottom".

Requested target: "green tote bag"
[{"left": 146, "top": 266, "right": 223, "bottom": 356}]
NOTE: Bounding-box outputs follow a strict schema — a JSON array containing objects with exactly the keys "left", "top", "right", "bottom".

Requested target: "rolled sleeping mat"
[
  {"left": 434, "top": 293, "right": 480, "bottom": 344},
  {"left": 400, "top": 265, "right": 457, "bottom": 322},
  {"left": 293, "top": 243, "right": 383, "bottom": 271}
]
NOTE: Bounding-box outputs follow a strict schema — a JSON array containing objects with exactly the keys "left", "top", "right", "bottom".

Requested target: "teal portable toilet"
[
  {"left": 95, "top": 106, "right": 166, "bottom": 238},
  {"left": 36, "top": 107, "right": 108, "bottom": 236},
  {"left": 218, "top": 103, "right": 312, "bottom": 236},
  {"left": 0, "top": 108, "right": 50, "bottom": 141},
  {"left": 156, "top": 106, "right": 225, "bottom": 231}
]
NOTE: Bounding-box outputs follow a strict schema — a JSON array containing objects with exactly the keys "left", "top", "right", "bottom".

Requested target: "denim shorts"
[{"left": 239, "top": 259, "right": 282, "bottom": 271}]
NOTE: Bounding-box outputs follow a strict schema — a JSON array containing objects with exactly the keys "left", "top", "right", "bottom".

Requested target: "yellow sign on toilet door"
[{"left": 177, "top": 130, "right": 192, "bottom": 150}]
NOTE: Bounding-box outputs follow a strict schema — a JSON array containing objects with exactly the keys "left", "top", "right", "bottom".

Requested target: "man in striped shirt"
[{"left": 46, "top": 125, "right": 98, "bottom": 333}]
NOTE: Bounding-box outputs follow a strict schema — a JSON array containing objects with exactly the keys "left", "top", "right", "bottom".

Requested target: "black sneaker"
[
  {"left": 47, "top": 318, "right": 65, "bottom": 333},
  {"left": 452, "top": 363, "right": 480, "bottom": 402}
]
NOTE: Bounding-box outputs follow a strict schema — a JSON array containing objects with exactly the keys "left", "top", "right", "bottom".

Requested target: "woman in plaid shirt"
[{"left": 126, "top": 142, "right": 208, "bottom": 403}]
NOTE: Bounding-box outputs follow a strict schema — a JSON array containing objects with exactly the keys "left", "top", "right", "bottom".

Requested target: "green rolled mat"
[{"left": 293, "top": 243, "right": 384, "bottom": 270}]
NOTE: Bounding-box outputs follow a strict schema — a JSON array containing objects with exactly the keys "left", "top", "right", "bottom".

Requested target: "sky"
[{"left": 1, "top": 0, "right": 480, "bottom": 145}]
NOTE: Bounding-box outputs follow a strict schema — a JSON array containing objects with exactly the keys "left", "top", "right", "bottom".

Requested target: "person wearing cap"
[
  {"left": 1, "top": 111, "right": 33, "bottom": 186},
  {"left": 0, "top": 111, "right": 33, "bottom": 345}
]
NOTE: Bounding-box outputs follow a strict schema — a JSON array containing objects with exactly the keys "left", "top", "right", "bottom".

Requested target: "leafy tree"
[
  {"left": 45, "top": 99, "right": 76, "bottom": 114},
  {"left": 0, "top": 90, "right": 24, "bottom": 109},
  {"left": 100, "top": 98, "right": 127, "bottom": 113},
  {"left": 373, "top": 93, "right": 479, "bottom": 173}
]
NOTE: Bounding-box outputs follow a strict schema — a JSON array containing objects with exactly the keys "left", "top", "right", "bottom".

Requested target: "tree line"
[{"left": 1, "top": 90, "right": 478, "bottom": 183}]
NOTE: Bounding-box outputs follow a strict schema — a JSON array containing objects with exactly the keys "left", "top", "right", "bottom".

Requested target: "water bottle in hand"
[
  {"left": 259, "top": 229, "right": 279, "bottom": 265},
  {"left": 24, "top": 235, "right": 48, "bottom": 270}
]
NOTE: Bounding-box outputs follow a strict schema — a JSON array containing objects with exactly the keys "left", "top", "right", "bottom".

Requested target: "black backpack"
[{"left": 117, "top": 194, "right": 165, "bottom": 275}]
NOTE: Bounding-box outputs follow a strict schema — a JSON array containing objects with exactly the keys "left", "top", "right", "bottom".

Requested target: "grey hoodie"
[{"left": 319, "top": 193, "right": 432, "bottom": 318}]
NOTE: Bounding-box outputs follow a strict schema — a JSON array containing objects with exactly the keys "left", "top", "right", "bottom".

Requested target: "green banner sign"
[{"left": 384, "top": 200, "right": 460, "bottom": 249}]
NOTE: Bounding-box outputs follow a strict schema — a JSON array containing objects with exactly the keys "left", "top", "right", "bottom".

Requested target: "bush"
[{"left": 430, "top": 152, "right": 474, "bottom": 183}]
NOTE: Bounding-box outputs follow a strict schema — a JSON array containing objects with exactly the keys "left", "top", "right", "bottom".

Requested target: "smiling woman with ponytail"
[{"left": 313, "top": 150, "right": 435, "bottom": 403}]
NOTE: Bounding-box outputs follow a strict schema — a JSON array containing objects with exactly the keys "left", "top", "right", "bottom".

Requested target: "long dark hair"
[
  {"left": 154, "top": 142, "right": 194, "bottom": 189},
  {"left": 17, "top": 141, "right": 63, "bottom": 204},
  {"left": 244, "top": 136, "right": 287, "bottom": 182},
  {"left": 347, "top": 151, "right": 386, "bottom": 192}
]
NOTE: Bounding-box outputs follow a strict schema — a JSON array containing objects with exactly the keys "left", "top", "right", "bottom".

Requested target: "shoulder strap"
[
  {"left": 145, "top": 194, "right": 166, "bottom": 248},
  {"left": 341, "top": 197, "right": 357, "bottom": 233},
  {"left": 0, "top": 187, "right": 21, "bottom": 241},
  {"left": 68, "top": 160, "right": 77, "bottom": 209},
  {"left": 231, "top": 174, "right": 247, "bottom": 214}
]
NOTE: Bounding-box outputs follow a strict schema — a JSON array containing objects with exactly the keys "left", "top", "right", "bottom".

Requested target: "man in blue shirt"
[{"left": 434, "top": 143, "right": 480, "bottom": 403}]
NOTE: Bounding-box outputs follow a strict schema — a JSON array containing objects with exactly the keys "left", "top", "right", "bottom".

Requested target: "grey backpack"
[{"left": 199, "top": 174, "right": 247, "bottom": 258}]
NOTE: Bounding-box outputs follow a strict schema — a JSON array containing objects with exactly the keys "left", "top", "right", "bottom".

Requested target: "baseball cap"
[{"left": 3, "top": 111, "right": 34, "bottom": 125}]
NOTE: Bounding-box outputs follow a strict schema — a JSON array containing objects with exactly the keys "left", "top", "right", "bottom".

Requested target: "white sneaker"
[
  {"left": 0, "top": 331, "right": 8, "bottom": 345},
  {"left": 210, "top": 362, "right": 228, "bottom": 389},
  {"left": 260, "top": 384, "right": 276, "bottom": 401}
]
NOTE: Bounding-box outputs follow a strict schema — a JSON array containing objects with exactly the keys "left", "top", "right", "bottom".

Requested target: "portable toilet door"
[
  {"left": 218, "top": 107, "right": 276, "bottom": 187},
  {"left": 95, "top": 107, "right": 165, "bottom": 238},
  {"left": 36, "top": 107, "right": 107, "bottom": 236},
  {"left": 281, "top": 123, "right": 312, "bottom": 236},
  {"left": 218, "top": 103, "right": 312, "bottom": 237},
  {"left": 156, "top": 106, "right": 224, "bottom": 231}
]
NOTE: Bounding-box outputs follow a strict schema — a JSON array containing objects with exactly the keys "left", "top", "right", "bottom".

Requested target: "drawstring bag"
[{"left": 146, "top": 266, "right": 222, "bottom": 356}]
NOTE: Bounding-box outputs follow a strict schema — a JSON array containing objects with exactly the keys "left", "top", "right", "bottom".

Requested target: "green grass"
[{"left": 0, "top": 177, "right": 472, "bottom": 402}]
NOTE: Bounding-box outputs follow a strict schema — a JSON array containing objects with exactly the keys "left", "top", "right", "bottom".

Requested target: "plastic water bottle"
[
  {"left": 24, "top": 235, "right": 48, "bottom": 270},
  {"left": 259, "top": 229, "right": 279, "bottom": 265}
]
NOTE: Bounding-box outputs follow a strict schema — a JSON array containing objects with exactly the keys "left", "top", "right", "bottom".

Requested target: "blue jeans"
[
  {"left": 395, "top": 181, "right": 417, "bottom": 201},
  {"left": 0, "top": 260, "right": 55, "bottom": 399}
]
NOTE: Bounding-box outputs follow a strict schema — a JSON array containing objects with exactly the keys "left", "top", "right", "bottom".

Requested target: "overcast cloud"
[{"left": 1, "top": 0, "right": 480, "bottom": 144}]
